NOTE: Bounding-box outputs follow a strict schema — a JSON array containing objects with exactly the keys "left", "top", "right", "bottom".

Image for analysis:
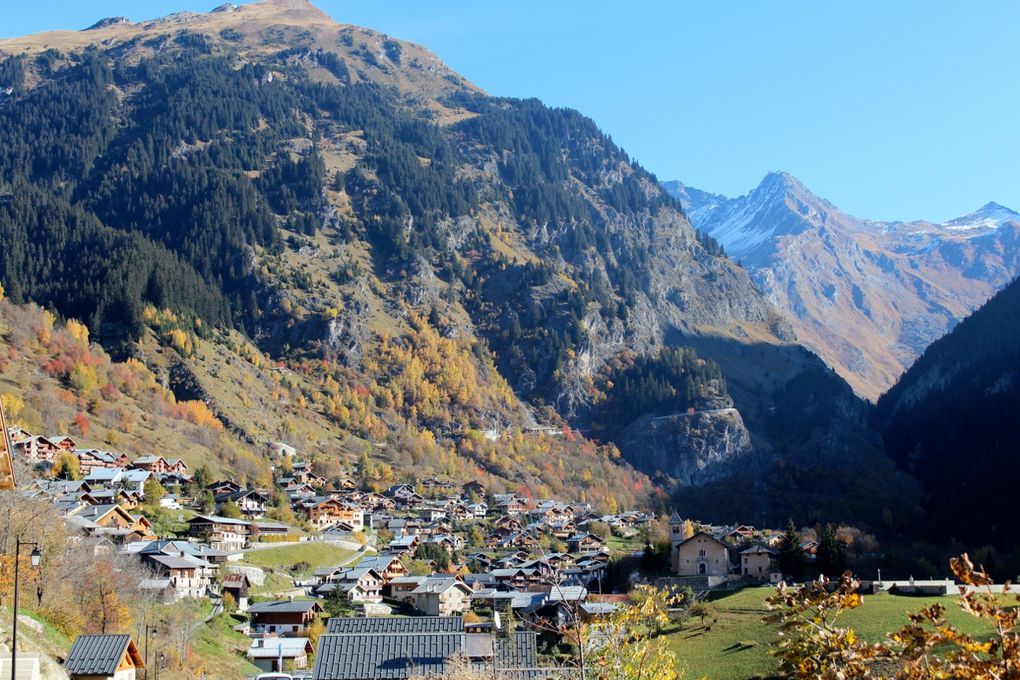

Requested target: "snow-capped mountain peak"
[
  {"left": 943, "top": 201, "right": 1020, "bottom": 231},
  {"left": 663, "top": 172, "right": 1020, "bottom": 401}
]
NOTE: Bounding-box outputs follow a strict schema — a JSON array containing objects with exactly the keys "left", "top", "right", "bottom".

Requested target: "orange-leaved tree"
[{"left": 764, "top": 553, "right": 1020, "bottom": 678}]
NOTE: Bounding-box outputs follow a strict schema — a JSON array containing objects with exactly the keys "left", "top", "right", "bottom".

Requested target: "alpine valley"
[{"left": 0, "top": 0, "right": 977, "bottom": 540}]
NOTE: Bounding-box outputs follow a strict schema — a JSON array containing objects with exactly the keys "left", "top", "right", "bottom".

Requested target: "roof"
[
  {"left": 247, "top": 637, "right": 312, "bottom": 659},
  {"left": 188, "top": 514, "right": 251, "bottom": 526},
  {"left": 325, "top": 616, "right": 463, "bottom": 634},
  {"left": 312, "top": 631, "right": 538, "bottom": 679},
  {"left": 248, "top": 599, "right": 322, "bottom": 615},
  {"left": 64, "top": 635, "right": 142, "bottom": 675}
]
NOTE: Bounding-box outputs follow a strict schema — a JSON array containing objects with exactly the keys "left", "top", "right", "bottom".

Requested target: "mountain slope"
[
  {"left": 664, "top": 174, "right": 1020, "bottom": 400},
  {"left": 0, "top": 0, "right": 918, "bottom": 528},
  {"left": 874, "top": 276, "right": 1020, "bottom": 547}
]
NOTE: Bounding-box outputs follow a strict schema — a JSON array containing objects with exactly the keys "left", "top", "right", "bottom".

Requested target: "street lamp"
[
  {"left": 144, "top": 625, "right": 158, "bottom": 679},
  {"left": 10, "top": 537, "right": 41, "bottom": 680}
]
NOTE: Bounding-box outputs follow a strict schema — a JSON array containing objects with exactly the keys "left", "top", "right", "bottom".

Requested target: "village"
[{"left": 3, "top": 425, "right": 818, "bottom": 679}]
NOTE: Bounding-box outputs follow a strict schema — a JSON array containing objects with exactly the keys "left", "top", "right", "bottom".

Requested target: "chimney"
[{"left": 288, "top": 595, "right": 294, "bottom": 602}]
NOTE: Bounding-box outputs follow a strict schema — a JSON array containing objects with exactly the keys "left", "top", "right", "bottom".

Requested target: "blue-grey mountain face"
[{"left": 665, "top": 174, "right": 1020, "bottom": 399}]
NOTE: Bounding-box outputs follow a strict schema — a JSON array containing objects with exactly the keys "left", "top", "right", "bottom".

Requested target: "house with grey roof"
[
  {"left": 247, "top": 636, "right": 313, "bottom": 674},
  {"left": 248, "top": 599, "right": 323, "bottom": 636},
  {"left": 64, "top": 634, "right": 144, "bottom": 680},
  {"left": 312, "top": 625, "right": 541, "bottom": 679}
]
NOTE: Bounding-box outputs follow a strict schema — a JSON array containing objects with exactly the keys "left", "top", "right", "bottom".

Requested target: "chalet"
[
  {"left": 446, "top": 502, "right": 471, "bottom": 521},
  {"left": 468, "top": 502, "right": 488, "bottom": 519},
  {"left": 317, "top": 566, "right": 383, "bottom": 603},
  {"left": 462, "top": 480, "right": 486, "bottom": 499},
  {"left": 722, "top": 525, "right": 757, "bottom": 543},
  {"left": 385, "top": 483, "right": 425, "bottom": 507},
  {"left": 64, "top": 635, "right": 144, "bottom": 680},
  {"left": 248, "top": 599, "right": 323, "bottom": 636},
  {"left": 247, "top": 637, "right": 313, "bottom": 674},
  {"left": 672, "top": 531, "right": 731, "bottom": 577},
  {"left": 548, "top": 520, "right": 577, "bottom": 539},
  {"left": 283, "top": 482, "right": 318, "bottom": 500},
  {"left": 567, "top": 533, "right": 606, "bottom": 553},
  {"left": 410, "top": 577, "right": 473, "bottom": 616},
  {"left": 49, "top": 435, "right": 78, "bottom": 451},
  {"left": 492, "top": 515, "right": 523, "bottom": 532},
  {"left": 492, "top": 494, "right": 527, "bottom": 516},
  {"left": 422, "top": 506, "right": 448, "bottom": 523},
  {"left": 13, "top": 435, "right": 59, "bottom": 462},
  {"left": 290, "top": 462, "right": 326, "bottom": 487},
  {"left": 384, "top": 483, "right": 415, "bottom": 499},
  {"left": 143, "top": 553, "right": 216, "bottom": 599},
  {"left": 214, "top": 489, "right": 270, "bottom": 519},
  {"left": 164, "top": 458, "right": 188, "bottom": 474},
  {"left": 66, "top": 504, "right": 155, "bottom": 543},
  {"left": 357, "top": 554, "right": 408, "bottom": 586},
  {"left": 387, "top": 534, "right": 420, "bottom": 555},
  {"left": 495, "top": 531, "right": 539, "bottom": 550},
  {"left": 421, "top": 476, "right": 455, "bottom": 492},
  {"left": 6, "top": 426, "right": 30, "bottom": 442},
  {"left": 85, "top": 469, "right": 151, "bottom": 495},
  {"left": 222, "top": 572, "right": 252, "bottom": 611},
  {"left": 206, "top": 479, "right": 242, "bottom": 495},
  {"left": 303, "top": 497, "right": 364, "bottom": 531},
  {"left": 389, "top": 575, "right": 427, "bottom": 603},
  {"left": 76, "top": 449, "right": 129, "bottom": 474},
  {"left": 186, "top": 515, "right": 250, "bottom": 552},
  {"left": 491, "top": 568, "right": 540, "bottom": 590},
  {"left": 156, "top": 471, "right": 192, "bottom": 487},
  {"left": 130, "top": 456, "right": 169, "bottom": 474},
  {"left": 364, "top": 493, "right": 395, "bottom": 511}
]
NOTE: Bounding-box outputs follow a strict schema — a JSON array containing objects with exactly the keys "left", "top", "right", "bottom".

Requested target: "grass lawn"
[
  {"left": 191, "top": 612, "right": 263, "bottom": 680},
  {"left": 666, "top": 587, "right": 1001, "bottom": 680},
  {"left": 606, "top": 535, "right": 641, "bottom": 555},
  {"left": 240, "top": 542, "right": 357, "bottom": 578}
]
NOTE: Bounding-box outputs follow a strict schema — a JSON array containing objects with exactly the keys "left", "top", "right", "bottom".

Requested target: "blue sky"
[{"left": 4, "top": 1, "right": 1019, "bottom": 221}]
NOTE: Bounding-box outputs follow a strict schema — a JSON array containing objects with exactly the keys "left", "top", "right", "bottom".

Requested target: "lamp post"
[
  {"left": 144, "top": 624, "right": 157, "bottom": 679},
  {"left": 10, "top": 537, "right": 41, "bottom": 680}
]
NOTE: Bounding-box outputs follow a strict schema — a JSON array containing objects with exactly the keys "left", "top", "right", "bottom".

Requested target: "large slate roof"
[
  {"left": 64, "top": 635, "right": 135, "bottom": 675},
  {"left": 325, "top": 616, "right": 463, "bottom": 635},
  {"left": 312, "top": 629, "right": 541, "bottom": 679}
]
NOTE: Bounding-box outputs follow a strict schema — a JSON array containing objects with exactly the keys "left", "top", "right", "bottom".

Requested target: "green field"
[
  {"left": 240, "top": 542, "right": 357, "bottom": 577},
  {"left": 191, "top": 611, "right": 263, "bottom": 680},
  {"left": 667, "top": 587, "right": 999, "bottom": 679}
]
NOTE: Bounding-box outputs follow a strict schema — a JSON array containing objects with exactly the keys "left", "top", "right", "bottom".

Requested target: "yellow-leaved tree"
[
  {"left": 585, "top": 584, "right": 684, "bottom": 680},
  {"left": 764, "top": 553, "right": 1020, "bottom": 678}
]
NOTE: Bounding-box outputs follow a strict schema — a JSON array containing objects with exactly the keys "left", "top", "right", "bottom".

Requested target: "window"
[{"left": 699, "top": 549, "right": 706, "bottom": 557}]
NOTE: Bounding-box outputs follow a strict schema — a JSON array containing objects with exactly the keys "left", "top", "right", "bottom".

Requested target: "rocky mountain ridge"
[{"left": 664, "top": 174, "right": 1020, "bottom": 399}]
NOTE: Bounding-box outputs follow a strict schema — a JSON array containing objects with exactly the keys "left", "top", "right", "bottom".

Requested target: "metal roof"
[
  {"left": 311, "top": 631, "right": 539, "bottom": 679},
  {"left": 325, "top": 616, "right": 463, "bottom": 635},
  {"left": 64, "top": 635, "right": 137, "bottom": 675},
  {"left": 247, "top": 637, "right": 313, "bottom": 658},
  {"left": 248, "top": 599, "right": 322, "bottom": 614}
]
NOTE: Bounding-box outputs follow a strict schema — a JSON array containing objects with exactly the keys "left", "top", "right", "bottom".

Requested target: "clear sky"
[{"left": 3, "top": 1, "right": 1019, "bottom": 221}]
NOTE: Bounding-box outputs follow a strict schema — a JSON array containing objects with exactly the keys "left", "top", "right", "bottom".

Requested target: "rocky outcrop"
[{"left": 615, "top": 408, "right": 753, "bottom": 487}]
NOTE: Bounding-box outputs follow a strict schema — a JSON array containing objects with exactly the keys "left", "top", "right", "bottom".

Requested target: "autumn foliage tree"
[{"left": 764, "top": 553, "right": 1020, "bottom": 678}]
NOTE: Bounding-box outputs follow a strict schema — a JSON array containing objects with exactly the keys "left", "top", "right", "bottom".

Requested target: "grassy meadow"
[{"left": 667, "top": 587, "right": 1002, "bottom": 679}]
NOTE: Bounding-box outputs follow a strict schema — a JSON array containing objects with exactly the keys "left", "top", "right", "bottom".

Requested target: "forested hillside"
[
  {"left": 875, "top": 277, "right": 1020, "bottom": 547},
  {"left": 0, "top": 0, "right": 920, "bottom": 530}
]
